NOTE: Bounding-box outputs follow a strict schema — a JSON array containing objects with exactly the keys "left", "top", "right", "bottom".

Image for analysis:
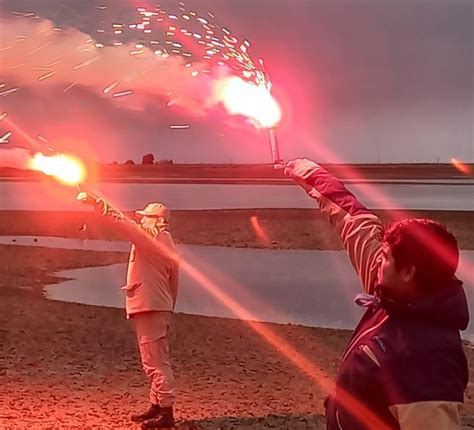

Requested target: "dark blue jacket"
[{"left": 300, "top": 164, "right": 469, "bottom": 430}]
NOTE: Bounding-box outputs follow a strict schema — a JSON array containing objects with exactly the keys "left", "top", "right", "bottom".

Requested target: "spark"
[
  {"left": 46, "top": 57, "right": 63, "bottom": 67},
  {"left": 38, "top": 71, "right": 56, "bottom": 81},
  {"left": 0, "top": 87, "right": 20, "bottom": 97},
  {"left": 27, "top": 40, "right": 54, "bottom": 55},
  {"left": 103, "top": 81, "right": 119, "bottom": 94},
  {"left": 0, "top": 131, "right": 12, "bottom": 143},
  {"left": 63, "top": 82, "right": 78, "bottom": 93},
  {"left": 72, "top": 56, "right": 100, "bottom": 70},
  {"left": 112, "top": 90, "right": 133, "bottom": 98},
  {"left": 169, "top": 124, "right": 190, "bottom": 129}
]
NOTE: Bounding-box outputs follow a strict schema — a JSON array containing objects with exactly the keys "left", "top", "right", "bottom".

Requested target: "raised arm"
[
  {"left": 77, "top": 192, "right": 158, "bottom": 249},
  {"left": 285, "top": 159, "right": 384, "bottom": 294}
]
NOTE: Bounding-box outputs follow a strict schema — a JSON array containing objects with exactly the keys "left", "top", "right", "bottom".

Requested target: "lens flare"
[
  {"left": 214, "top": 76, "right": 281, "bottom": 128},
  {"left": 451, "top": 158, "right": 472, "bottom": 175},
  {"left": 28, "top": 152, "right": 86, "bottom": 185}
]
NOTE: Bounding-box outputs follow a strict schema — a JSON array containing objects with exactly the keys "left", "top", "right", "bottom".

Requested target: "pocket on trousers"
[{"left": 121, "top": 282, "right": 141, "bottom": 292}]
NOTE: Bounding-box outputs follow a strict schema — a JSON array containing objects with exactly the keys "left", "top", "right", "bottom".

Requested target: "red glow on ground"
[
  {"left": 177, "top": 255, "right": 392, "bottom": 429},
  {"left": 250, "top": 215, "right": 271, "bottom": 246}
]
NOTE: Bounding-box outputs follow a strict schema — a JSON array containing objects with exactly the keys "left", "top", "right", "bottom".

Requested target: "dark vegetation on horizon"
[{"left": 1, "top": 162, "right": 473, "bottom": 180}]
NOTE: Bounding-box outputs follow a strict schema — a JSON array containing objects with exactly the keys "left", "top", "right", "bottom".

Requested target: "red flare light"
[
  {"left": 215, "top": 76, "right": 281, "bottom": 128},
  {"left": 29, "top": 152, "right": 86, "bottom": 185}
]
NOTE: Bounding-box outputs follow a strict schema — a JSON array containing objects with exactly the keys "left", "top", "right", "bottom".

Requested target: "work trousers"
[{"left": 132, "top": 311, "right": 176, "bottom": 407}]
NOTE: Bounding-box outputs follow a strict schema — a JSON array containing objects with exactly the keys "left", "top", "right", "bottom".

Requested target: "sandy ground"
[
  {"left": 1, "top": 207, "right": 473, "bottom": 429},
  {"left": 0, "top": 209, "right": 473, "bottom": 250}
]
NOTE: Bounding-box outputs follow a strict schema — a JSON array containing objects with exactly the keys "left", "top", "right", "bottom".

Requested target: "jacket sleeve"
[
  {"left": 389, "top": 402, "right": 462, "bottom": 430},
  {"left": 383, "top": 340, "right": 467, "bottom": 430},
  {"left": 300, "top": 166, "right": 384, "bottom": 294},
  {"left": 170, "top": 262, "right": 179, "bottom": 307},
  {"left": 160, "top": 232, "right": 180, "bottom": 307},
  {"left": 93, "top": 198, "right": 158, "bottom": 249}
]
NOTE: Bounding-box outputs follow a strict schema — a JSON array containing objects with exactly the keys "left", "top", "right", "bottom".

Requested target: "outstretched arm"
[
  {"left": 285, "top": 159, "right": 383, "bottom": 293},
  {"left": 76, "top": 192, "right": 158, "bottom": 248}
]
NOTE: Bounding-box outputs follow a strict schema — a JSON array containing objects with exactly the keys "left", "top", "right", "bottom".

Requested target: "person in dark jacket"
[{"left": 284, "top": 158, "right": 469, "bottom": 430}]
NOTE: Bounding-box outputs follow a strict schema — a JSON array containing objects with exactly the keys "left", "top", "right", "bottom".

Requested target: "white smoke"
[
  {"left": 0, "top": 147, "right": 32, "bottom": 169},
  {"left": 0, "top": 16, "right": 214, "bottom": 107}
]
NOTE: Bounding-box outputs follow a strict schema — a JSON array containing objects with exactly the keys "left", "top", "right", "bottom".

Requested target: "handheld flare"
[{"left": 268, "top": 128, "right": 284, "bottom": 169}]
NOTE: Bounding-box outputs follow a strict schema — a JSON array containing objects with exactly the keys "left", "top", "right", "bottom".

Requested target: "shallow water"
[
  {"left": 1, "top": 181, "right": 473, "bottom": 211},
  {"left": 0, "top": 235, "right": 467, "bottom": 339},
  {"left": 1, "top": 235, "right": 471, "bottom": 339}
]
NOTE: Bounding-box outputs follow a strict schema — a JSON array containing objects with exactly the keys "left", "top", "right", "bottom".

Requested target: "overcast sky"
[{"left": 0, "top": 0, "right": 472, "bottom": 163}]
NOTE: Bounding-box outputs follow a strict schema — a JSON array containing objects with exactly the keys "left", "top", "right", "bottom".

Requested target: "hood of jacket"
[{"left": 379, "top": 279, "right": 469, "bottom": 331}]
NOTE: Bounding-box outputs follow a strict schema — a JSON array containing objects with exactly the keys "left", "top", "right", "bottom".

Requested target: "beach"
[{"left": 1, "top": 208, "right": 474, "bottom": 429}]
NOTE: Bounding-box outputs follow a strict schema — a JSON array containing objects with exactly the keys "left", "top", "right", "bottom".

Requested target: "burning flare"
[
  {"left": 28, "top": 153, "right": 86, "bottom": 185},
  {"left": 215, "top": 77, "right": 281, "bottom": 128}
]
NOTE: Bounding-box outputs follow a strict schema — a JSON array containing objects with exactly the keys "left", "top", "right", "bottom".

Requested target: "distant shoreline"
[{"left": 1, "top": 162, "right": 473, "bottom": 182}]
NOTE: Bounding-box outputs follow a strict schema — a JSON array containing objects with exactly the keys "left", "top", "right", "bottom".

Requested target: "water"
[
  {"left": 0, "top": 181, "right": 473, "bottom": 211},
  {"left": 1, "top": 236, "right": 470, "bottom": 338}
]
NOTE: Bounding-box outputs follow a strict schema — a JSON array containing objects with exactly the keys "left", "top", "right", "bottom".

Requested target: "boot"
[
  {"left": 131, "top": 403, "right": 162, "bottom": 423},
  {"left": 141, "top": 407, "right": 175, "bottom": 428}
]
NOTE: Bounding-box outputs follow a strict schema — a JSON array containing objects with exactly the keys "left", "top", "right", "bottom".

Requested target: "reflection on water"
[
  {"left": 1, "top": 236, "right": 471, "bottom": 339},
  {"left": 1, "top": 181, "right": 473, "bottom": 211},
  {"left": 8, "top": 236, "right": 465, "bottom": 341}
]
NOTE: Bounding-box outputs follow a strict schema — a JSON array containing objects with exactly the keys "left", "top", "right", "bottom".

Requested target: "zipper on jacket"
[
  {"left": 336, "top": 410, "right": 344, "bottom": 430},
  {"left": 359, "top": 344, "right": 381, "bottom": 368},
  {"left": 341, "top": 315, "right": 389, "bottom": 363}
]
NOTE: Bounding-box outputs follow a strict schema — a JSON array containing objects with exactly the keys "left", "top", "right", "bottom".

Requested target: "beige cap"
[{"left": 135, "top": 202, "right": 170, "bottom": 224}]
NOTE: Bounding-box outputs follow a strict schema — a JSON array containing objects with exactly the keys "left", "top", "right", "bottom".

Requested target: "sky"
[{"left": 0, "top": 0, "right": 472, "bottom": 164}]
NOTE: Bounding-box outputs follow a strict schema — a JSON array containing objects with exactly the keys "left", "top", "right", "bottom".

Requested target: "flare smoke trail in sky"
[
  {"left": 0, "top": 4, "right": 278, "bottom": 122},
  {"left": 0, "top": 2, "right": 282, "bottom": 164},
  {"left": 0, "top": 0, "right": 472, "bottom": 163},
  {"left": 0, "top": 147, "right": 31, "bottom": 169}
]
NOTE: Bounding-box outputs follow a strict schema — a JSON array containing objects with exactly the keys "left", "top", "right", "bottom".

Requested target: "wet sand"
[
  {"left": 1, "top": 209, "right": 473, "bottom": 250},
  {"left": 1, "top": 205, "right": 474, "bottom": 429}
]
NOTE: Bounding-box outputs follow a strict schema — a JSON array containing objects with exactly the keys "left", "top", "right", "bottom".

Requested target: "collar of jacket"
[{"left": 355, "top": 280, "right": 469, "bottom": 331}]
